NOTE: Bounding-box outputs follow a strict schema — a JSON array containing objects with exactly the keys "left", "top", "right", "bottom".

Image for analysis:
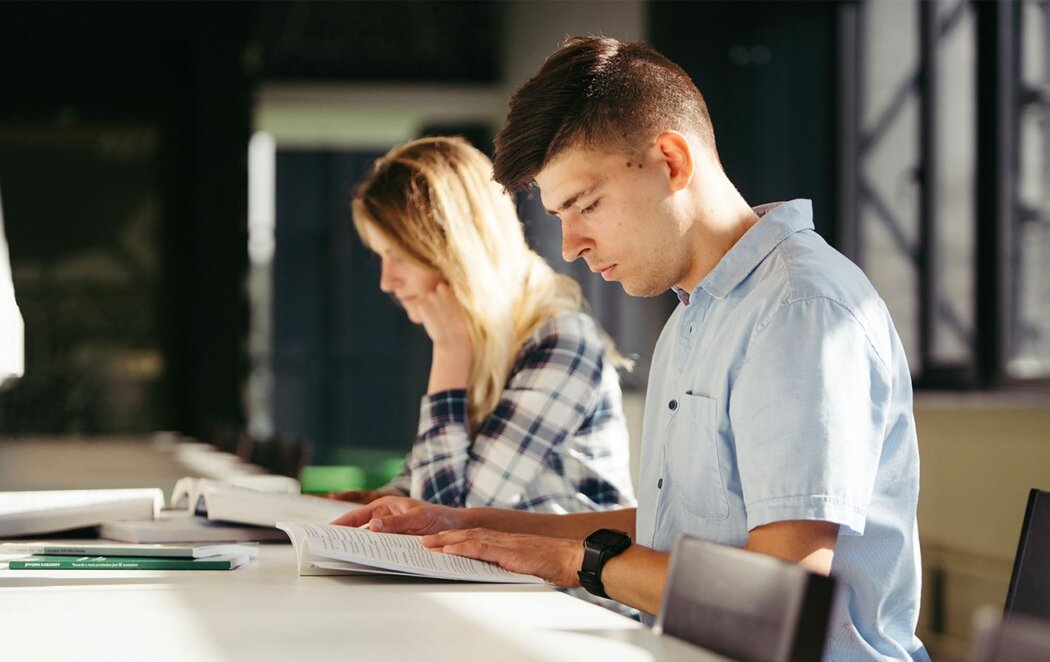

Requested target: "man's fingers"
[
  {"left": 440, "top": 539, "right": 532, "bottom": 576},
  {"left": 330, "top": 505, "right": 375, "bottom": 527},
  {"left": 422, "top": 527, "right": 488, "bottom": 547},
  {"left": 370, "top": 509, "right": 433, "bottom": 534},
  {"left": 441, "top": 539, "right": 495, "bottom": 561}
]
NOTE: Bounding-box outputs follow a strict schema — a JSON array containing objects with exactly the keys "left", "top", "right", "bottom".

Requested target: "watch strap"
[{"left": 577, "top": 529, "right": 631, "bottom": 599}]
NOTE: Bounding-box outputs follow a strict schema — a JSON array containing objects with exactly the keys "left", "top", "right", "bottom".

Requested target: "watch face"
[{"left": 588, "top": 528, "right": 630, "bottom": 549}]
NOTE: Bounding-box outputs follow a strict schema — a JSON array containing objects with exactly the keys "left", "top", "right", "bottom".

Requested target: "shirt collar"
[{"left": 673, "top": 199, "right": 814, "bottom": 305}]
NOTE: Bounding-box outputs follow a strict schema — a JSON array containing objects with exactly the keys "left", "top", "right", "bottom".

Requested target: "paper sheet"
[{"left": 277, "top": 522, "right": 543, "bottom": 583}]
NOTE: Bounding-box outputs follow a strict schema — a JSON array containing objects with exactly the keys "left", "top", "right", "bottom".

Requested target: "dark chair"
[
  {"left": 1005, "top": 488, "right": 1050, "bottom": 620},
  {"left": 654, "top": 536, "right": 836, "bottom": 662},
  {"left": 209, "top": 421, "right": 241, "bottom": 456},
  {"left": 971, "top": 607, "right": 1050, "bottom": 662},
  {"left": 246, "top": 433, "right": 313, "bottom": 479}
]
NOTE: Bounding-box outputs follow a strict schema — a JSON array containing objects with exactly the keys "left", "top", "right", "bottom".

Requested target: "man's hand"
[
  {"left": 329, "top": 495, "right": 466, "bottom": 535},
  {"left": 422, "top": 528, "right": 585, "bottom": 588}
]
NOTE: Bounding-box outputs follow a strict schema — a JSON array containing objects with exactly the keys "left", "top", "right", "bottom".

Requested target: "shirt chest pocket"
[{"left": 663, "top": 392, "right": 730, "bottom": 520}]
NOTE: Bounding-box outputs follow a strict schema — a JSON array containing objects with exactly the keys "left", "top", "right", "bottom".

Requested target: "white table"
[
  {"left": 0, "top": 435, "right": 266, "bottom": 501},
  {"left": 0, "top": 543, "right": 721, "bottom": 662},
  {"left": 0, "top": 437, "right": 724, "bottom": 660}
]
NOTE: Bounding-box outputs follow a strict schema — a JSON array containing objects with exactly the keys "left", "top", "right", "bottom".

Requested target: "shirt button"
[
  {"left": 657, "top": 478, "right": 663, "bottom": 489},
  {"left": 668, "top": 399, "right": 678, "bottom": 410}
]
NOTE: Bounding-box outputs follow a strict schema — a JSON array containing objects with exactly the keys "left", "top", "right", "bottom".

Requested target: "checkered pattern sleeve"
[{"left": 406, "top": 314, "right": 608, "bottom": 509}]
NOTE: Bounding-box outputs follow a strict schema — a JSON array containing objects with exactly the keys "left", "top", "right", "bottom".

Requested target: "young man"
[{"left": 335, "top": 36, "right": 929, "bottom": 660}]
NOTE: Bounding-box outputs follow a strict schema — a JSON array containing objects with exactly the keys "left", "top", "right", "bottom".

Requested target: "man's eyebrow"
[{"left": 545, "top": 183, "right": 601, "bottom": 217}]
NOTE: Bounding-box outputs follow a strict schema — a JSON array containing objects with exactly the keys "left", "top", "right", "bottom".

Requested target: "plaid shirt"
[{"left": 384, "top": 312, "right": 636, "bottom": 513}]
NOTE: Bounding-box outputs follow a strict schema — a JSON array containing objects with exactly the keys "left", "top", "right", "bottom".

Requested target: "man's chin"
[{"left": 620, "top": 279, "right": 666, "bottom": 298}]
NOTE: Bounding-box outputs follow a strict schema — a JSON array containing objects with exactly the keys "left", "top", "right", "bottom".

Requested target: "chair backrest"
[
  {"left": 1005, "top": 488, "right": 1050, "bottom": 620},
  {"left": 655, "top": 536, "right": 836, "bottom": 662},
  {"left": 237, "top": 432, "right": 314, "bottom": 478},
  {"left": 972, "top": 607, "right": 1050, "bottom": 662}
]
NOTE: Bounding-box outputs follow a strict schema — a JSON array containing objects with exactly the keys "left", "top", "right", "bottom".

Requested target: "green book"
[
  {"left": 1, "top": 542, "right": 259, "bottom": 559},
  {"left": 0, "top": 541, "right": 259, "bottom": 559},
  {"left": 7, "top": 554, "right": 249, "bottom": 570}
]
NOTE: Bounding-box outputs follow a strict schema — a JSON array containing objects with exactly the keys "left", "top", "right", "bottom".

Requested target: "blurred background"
[{"left": 0, "top": 1, "right": 1047, "bottom": 658}]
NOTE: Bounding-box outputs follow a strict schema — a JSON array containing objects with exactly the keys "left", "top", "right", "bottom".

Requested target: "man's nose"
[{"left": 561, "top": 225, "right": 587, "bottom": 262}]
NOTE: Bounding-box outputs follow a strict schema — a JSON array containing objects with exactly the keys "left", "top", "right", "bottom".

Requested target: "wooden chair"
[{"left": 655, "top": 536, "right": 836, "bottom": 662}]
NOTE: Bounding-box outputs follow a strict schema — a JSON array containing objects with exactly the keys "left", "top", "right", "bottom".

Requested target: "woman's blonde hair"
[{"left": 352, "top": 136, "right": 624, "bottom": 435}]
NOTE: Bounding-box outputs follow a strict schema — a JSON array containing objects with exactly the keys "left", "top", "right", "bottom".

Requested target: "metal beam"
[{"left": 975, "top": 0, "right": 1020, "bottom": 386}]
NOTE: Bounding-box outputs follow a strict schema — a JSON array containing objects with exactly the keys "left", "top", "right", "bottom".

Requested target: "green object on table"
[
  {"left": 8, "top": 554, "right": 248, "bottom": 570},
  {"left": 300, "top": 450, "right": 406, "bottom": 493},
  {"left": 373, "top": 456, "right": 406, "bottom": 488},
  {"left": 299, "top": 465, "right": 367, "bottom": 495}
]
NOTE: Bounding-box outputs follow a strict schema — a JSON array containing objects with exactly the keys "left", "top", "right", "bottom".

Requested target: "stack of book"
[
  {"left": 0, "top": 478, "right": 358, "bottom": 543},
  {"left": 0, "top": 541, "right": 258, "bottom": 570}
]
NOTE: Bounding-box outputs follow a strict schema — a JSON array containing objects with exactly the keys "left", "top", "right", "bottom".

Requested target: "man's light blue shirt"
[{"left": 637, "top": 200, "right": 929, "bottom": 660}]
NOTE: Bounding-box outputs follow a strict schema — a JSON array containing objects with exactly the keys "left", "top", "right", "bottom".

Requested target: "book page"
[
  {"left": 100, "top": 512, "right": 289, "bottom": 543},
  {"left": 169, "top": 477, "right": 200, "bottom": 511},
  {"left": 0, "top": 489, "right": 164, "bottom": 515},
  {"left": 170, "top": 475, "right": 302, "bottom": 510},
  {"left": 277, "top": 522, "right": 543, "bottom": 583},
  {"left": 203, "top": 485, "right": 356, "bottom": 527},
  {"left": 0, "top": 489, "right": 164, "bottom": 538},
  {"left": 310, "top": 560, "right": 422, "bottom": 576}
]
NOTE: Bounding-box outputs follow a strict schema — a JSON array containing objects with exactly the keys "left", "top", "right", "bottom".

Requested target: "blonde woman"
[{"left": 334, "top": 136, "right": 635, "bottom": 513}]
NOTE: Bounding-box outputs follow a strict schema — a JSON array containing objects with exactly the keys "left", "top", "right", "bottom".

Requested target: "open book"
[
  {"left": 96, "top": 477, "right": 355, "bottom": 543},
  {"left": 0, "top": 488, "right": 164, "bottom": 538},
  {"left": 169, "top": 475, "right": 301, "bottom": 510},
  {"left": 277, "top": 522, "right": 543, "bottom": 584},
  {"left": 99, "top": 511, "right": 290, "bottom": 543},
  {"left": 183, "top": 482, "right": 356, "bottom": 529}
]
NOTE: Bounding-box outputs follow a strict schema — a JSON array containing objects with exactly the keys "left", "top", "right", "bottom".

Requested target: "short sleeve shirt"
[{"left": 636, "top": 200, "right": 929, "bottom": 661}]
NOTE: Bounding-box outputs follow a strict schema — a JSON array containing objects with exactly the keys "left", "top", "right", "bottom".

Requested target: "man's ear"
[{"left": 655, "top": 131, "right": 694, "bottom": 192}]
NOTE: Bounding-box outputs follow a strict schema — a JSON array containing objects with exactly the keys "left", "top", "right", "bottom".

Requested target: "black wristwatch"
[{"left": 577, "top": 528, "right": 632, "bottom": 599}]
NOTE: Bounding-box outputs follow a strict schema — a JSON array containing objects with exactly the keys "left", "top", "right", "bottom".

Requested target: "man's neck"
[{"left": 677, "top": 175, "right": 759, "bottom": 293}]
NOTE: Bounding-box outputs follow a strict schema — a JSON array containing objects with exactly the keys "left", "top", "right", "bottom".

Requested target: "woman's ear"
[{"left": 654, "top": 131, "right": 694, "bottom": 193}]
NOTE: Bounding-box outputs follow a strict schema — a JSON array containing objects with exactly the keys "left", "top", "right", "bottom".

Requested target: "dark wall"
[
  {"left": 650, "top": 1, "right": 840, "bottom": 240},
  {"left": 0, "top": 0, "right": 846, "bottom": 443},
  {"left": 273, "top": 150, "right": 431, "bottom": 455},
  {"left": 256, "top": 1, "right": 504, "bottom": 82},
  {"left": 0, "top": 2, "right": 255, "bottom": 438},
  {"left": 0, "top": 0, "right": 508, "bottom": 440}
]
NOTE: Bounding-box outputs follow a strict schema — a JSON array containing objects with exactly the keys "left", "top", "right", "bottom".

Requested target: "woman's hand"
[
  {"left": 415, "top": 282, "right": 474, "bottom": 393},
  {"left": 415, "top": 282, "right": 472, "bottom": 348}
]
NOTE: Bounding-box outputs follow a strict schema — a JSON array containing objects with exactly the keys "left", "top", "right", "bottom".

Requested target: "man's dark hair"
[{"left": 493, "top": 36, "right": 718, "bottom": 192}]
